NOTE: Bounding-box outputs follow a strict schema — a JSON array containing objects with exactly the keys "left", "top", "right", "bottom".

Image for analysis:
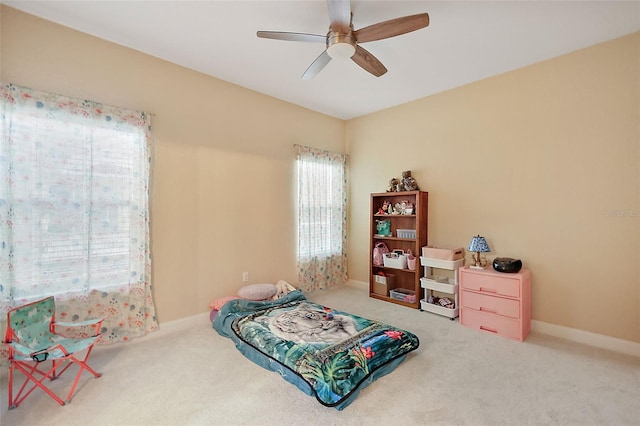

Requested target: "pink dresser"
[{"left": 459, "top": 266, "right": 531, "bottom": 341}]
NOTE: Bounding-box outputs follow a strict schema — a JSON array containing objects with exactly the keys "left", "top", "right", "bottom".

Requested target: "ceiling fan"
[{"left": 257, "top": 0, "right": 429, "bottom": 80}]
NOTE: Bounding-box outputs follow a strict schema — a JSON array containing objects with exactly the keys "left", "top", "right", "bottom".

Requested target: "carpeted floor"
[{"left": 1, "top": 284, "right": 639, "bottom": 426}]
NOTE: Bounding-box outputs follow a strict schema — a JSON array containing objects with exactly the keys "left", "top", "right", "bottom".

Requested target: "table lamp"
[{"left": 468, "top": 235, "right": 490, "bottom": 269}]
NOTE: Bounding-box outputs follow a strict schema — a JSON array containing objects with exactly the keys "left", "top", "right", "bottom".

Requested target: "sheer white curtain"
[
  {"left": 0, "top": 83, "right": 157, "bottom": 358},
  {"left": 296, "top": 145, "right": 347, "bottom": 291}
]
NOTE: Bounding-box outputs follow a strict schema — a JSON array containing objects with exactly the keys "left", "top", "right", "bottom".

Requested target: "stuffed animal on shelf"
[
  {"left": 387, "top": 177, "right": 401, "bottom": 192},
  {"left": 377, "top": 200, "right": 390, "bottom": 214},
  {"left": 386, "top": 171, "right": 420, "bottom": 192},
  {"left": 401, "top": 170, "right": 419, "bottom": 191}
]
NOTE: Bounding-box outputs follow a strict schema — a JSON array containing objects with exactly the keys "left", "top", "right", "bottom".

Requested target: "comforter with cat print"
[{"left": 213, "top": 290, "right": 419, "bottom": 410}]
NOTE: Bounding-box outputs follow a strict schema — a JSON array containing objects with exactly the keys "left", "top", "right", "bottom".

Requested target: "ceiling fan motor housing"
[{"left": 326, "top": 32, "right": 356, "bottom": 58}]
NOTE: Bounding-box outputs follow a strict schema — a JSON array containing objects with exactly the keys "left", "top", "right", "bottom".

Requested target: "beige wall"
[
  {"left": 347, "top": 32, "right": 640, "bottom": 343},
  {"left": 2, "top": 6, "right": 639, "bottom": 343},
  {"left": 0, "top": 6, "right": 345, "bottom": 322}
]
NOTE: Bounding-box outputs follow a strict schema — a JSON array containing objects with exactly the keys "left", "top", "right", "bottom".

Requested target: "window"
[
  {"left": 0, "top": 83, "right": 150, "bottom": 302},
  {"left": 296, "top": 145, "right": 347, "bottom": 291},
  {"left": 297, "top": 159, "right": 344, "bottom": 258},
  {"left": 0, "top": 83, "right": 157, "bottom": 345}
]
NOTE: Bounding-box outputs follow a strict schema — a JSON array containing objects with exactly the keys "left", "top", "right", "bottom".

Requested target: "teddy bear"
[
  {"left": 401, "top": 170, "right": 419, "bottom": 191},
  {"left": 387, "top": 177, "right": 401, "bottom": 192}
]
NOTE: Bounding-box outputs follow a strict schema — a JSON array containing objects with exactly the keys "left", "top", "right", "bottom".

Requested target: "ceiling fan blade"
[
  {"left": 351, "top": 45, "right": 387, "bottom": 77},
  {"left": 327, "top": 0, "right": 351, "bottom": 33},
  {"left": 257, "top": 31, "right": 326, "bottom": 43},
  {"left": 354, "top": 13, "right": 429, "bottom": 43},
  {"left": 302, "top": 50, "right": 332, "bottom": 80}
]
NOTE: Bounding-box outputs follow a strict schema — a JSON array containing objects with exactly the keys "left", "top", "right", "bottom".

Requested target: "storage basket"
[
  {"left": 421, "top": 246, "right": 464, "bottom": 261},
  {"left": 406, "top": 250, "right": 417, "bottom": 271},
  {"left": 372, "top": 273, "right": 394, "bottom": 296},
  {"left": 383, "top": 252, "right": 408, "bottom": 269},
  {"left": 396, "top": 229, "right": 416, "bottom": 239},
  {"left": 389, "top": 288, "right": 416, "bottom": 303}
]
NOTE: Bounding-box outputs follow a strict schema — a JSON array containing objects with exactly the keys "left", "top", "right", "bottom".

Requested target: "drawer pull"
[
  {"left": 479, "top": 287, "right": 497, "bottom": 293},
  {"left": 479, "top": 307, "right": 497, "bottom": 314},
  {"left": 480, "top": 326, "right": 498, "bottom": 334}
]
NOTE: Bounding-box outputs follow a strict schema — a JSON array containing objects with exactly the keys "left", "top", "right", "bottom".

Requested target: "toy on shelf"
[
  {"left": 401, "top": 170, "right": 419, "bottom": 191},
  {"left": 386, "top": 170, "right": 420, "bottom": 192},
  {"left": 377, "top": 200, "right": 391, "bottom": 215},
  {"left": 387, "top": 177, "right": 402, "bottom": 192}
]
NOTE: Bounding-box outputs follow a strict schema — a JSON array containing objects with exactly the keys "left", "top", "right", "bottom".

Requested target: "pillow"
[
  {"left": 209, "top": 295, "right": 241, "bottom": 310},
  {"left": 209, "top": 309, "right": 219, "bottom": 322},
  {"left": 237, "top": 283, "right": 277, "bottom": 301}
]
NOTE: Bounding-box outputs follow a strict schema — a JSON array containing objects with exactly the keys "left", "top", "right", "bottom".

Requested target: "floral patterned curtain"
[
  {"left": 0, "top": 83, "right": 158, "bottom": 360},
  {"left": 296, "top": 145, "right": 347, "bottom": 291}
]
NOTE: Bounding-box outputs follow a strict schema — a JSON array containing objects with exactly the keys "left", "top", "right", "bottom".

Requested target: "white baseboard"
[
  {"left": 531, "top": 320, "right": 640, "bottom": 358},
  {"left": 345, "top": 279, "right": 368, "bottom": 290},
  {"left": 344, "top": 279, "right": 639, "bottom": 358},
  {"left": 134, "top": 311, "right": 211, "bottom": 343}
]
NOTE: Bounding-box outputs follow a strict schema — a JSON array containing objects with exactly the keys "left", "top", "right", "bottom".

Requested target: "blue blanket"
[{"left": 213, "top": 290, "right": 419, "bottom": 410}]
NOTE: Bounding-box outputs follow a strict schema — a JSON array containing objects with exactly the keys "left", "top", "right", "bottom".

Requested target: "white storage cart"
[{"left": 420, "top": 257, "right": 464, "bottom": 320}]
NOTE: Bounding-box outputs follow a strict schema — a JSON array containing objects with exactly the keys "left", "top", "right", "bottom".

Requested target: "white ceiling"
[{"left": 4, "top": 1, "right": 640, "bottom": 120}]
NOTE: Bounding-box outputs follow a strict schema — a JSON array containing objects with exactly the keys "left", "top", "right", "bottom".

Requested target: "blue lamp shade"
[
  {"left": 468, "top": 235, "right": 490, "bottom": 253},
  {"left": 468, "top": 235, "right": 490, "bottom": 268}
]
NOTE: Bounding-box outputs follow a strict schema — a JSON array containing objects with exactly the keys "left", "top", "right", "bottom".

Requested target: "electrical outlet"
[{"left": 242, "top": 272, "right": 249, "bottom": 283}]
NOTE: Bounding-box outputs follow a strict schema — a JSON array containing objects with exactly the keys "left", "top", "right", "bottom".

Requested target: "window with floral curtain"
[
  {"left": 0, "top": 83, "right": 158, "bottom": 360},
  {"left": 296, "top": 144, "right": 347, "bottom": 291}
]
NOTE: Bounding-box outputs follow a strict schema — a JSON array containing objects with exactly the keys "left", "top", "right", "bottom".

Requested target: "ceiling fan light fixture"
[
  {"left": 327, "top": 42, "right": 355, "bottom": 59},
  {"left": 257, "top": 3, "right": 430, "bottom": 79}
]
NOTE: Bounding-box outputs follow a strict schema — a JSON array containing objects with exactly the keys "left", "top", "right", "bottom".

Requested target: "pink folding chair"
[{"left": 4, "top": 296, "right": 105, "bottom": 408}]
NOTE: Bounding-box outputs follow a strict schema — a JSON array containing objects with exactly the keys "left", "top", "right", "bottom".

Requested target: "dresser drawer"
[
  {"left": 460, "top": 271, "right": 520, "bottom": 298},
  {"left": 460, "top": 308, "right": 523, "bottom": 341},
  {"left": 461, "top": 290, "right": 520, "bottom": 319}
]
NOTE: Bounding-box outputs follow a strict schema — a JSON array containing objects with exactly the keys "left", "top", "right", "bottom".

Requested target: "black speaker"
[{"left": 492, "top": 257, "right": 522, "bottom": 273}]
